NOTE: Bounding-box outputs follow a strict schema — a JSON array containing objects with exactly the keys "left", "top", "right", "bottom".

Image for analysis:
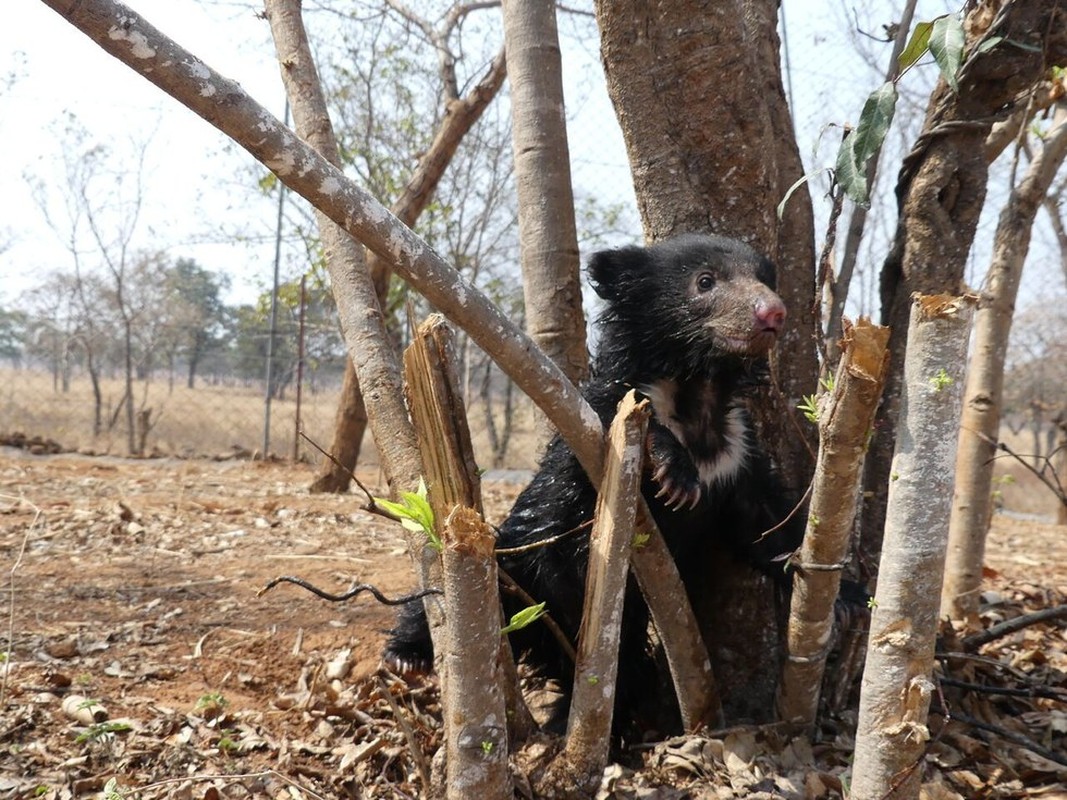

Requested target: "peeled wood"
[
  {"left": 559, "top": 391, "right": 648, "bottom": 783},
  {"left": 40, "top": 0, "right": 712, "bottom": 734},
  {"left": 851, "top": 294, "right": 975, "bottom": 800},
  {"left": 403, "top": 315, "right": 535, "bottom": 765},
  {"left": 778, "top": 318, "right": 889, "bottom": 728}
]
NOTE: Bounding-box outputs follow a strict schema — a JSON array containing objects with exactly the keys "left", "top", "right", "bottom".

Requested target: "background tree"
[
  {"left": 943, "top": 102, "right": 1067, "bottom": 621},
  {"left": 164, "top": 258, "right": 231, "bottom": 389}
]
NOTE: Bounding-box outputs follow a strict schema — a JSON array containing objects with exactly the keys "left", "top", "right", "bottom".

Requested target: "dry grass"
[
  {"left": 2, "top": 367, "right": 1059, "bottom": 516},
  {"left": 0, "top": 366, "right": 543, "bottom": 471}
]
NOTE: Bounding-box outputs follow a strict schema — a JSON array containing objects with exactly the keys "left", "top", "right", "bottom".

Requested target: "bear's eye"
[{"left": 696, "top": 273, "right": 715, "bottom": 292}]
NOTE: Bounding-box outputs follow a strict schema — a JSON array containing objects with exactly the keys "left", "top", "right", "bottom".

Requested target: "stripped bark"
[
  {"left": 943, "top": 105, "right": 1067, "bottom": 622},
  {"left": 851, "top": 294, "right": 975, "bottom": 800},
  {"left": 558, "top": 391, "right": 648, "bottom": 785},
  {"left": 403, "top": 317, "right": 511, "bottom": 794},
  {"left": 778, "top": 318, "right": 889, "bottom": 728}
]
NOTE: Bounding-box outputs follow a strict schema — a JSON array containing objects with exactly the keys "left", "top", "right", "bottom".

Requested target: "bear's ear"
[{"left": 587, "top": 245, "right": 649, "bottom": 301}]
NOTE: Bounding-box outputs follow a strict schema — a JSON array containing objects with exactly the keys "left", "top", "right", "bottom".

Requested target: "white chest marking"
[{"left": 640, "top": 380, "right": 750, "bottom": 489}]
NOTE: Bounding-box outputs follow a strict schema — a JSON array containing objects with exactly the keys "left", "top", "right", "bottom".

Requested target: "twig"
[
  {"left": 257, "top": 575, "right": 442, "bottom": 605},
  {"left": 961, "top": 604, "right": 1067, "bottom": 651},
  {"left": 932, "top": 708, "right": 1067, "bottom": 767},
  {"left": 494, "top": 518, "right": 593, "bottom": 555},
  {"left": 298, "top": 430, "right": 403, "bottom": 520},
  {"left": 938, "top": 674, "right": 1067, "bottom": 702},
  {"left": 129, "top": 769, "right": 329, "bottom": 799},
  {"left": 1, "top": 494, "right": 41, "bottom": 707},
  {"left": 498, "top": 568, "right": 577, "bottom": 664},
  {"left": 376, "top": 676, "right": 432, "bottom": 794},
  {"left": 971, "top": 428, "right": 1067, "bottom": 507}
]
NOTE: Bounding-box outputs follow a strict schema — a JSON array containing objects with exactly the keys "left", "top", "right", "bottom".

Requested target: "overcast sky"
[{"left": 3, "top": 1, "right": 1058, "bottom": 318}]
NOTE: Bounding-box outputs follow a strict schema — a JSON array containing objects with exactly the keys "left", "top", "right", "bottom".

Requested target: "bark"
[
  {"left": 595, "top": 0, "right": 817, "bottom": 722},
  {"left": 851, "top": 294, "right": 975, "bottom": 800},
  {"left": 265, "top": 0, "right": 420, "bottom": 495},
  {"left": 439, "top": 507, "right": 511, "bottom": 799},
  {"left": 310, "top": 41, "right": 508, "bottom": 493},
  {"left": 778, "top": 318, "right": 890, "bottom": 728},
  {"left": 501, "top": 0, "right": 587, "bottom": 447},
  {"left": 404, "top": 316, "right": 514, "bottom": 796},
  {"left": 544, "top": 391, "right": 648, "bottom": 795},
  {"left": 1055, "top": 416, "right": 1067, "bottom": 526},
  {"left": 42, "top": 0, "right": 715, "bottom": 732},
  {"left": 861, "top": 1, "right": 1067, "bottom": 576},
  {"left": 943, "top": 106, "right": 1067, "bottom": 621}
]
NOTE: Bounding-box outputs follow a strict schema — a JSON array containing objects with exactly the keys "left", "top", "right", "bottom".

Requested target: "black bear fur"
[{"left": 383, "top": 233, "right": 802, "bottom": 737}]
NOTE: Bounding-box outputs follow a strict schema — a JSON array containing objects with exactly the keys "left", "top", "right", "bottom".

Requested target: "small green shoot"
[
  {"left": 501, "top": 602, "right": 546, "bottom": 635},
  {"left": 34, "top": 787, "right": 50, "bottom": 798},
  {"left": 218, "top": 730, "right": 240, "bottom": 753},
  {"left": 808, "top": 513, "right": 820, "bottom": 529},
  {"left": 586, "top": 675, "right": 600, "bottom": 686},
  {"left": 799, "top": 394, "right": 819, "bottom": 424},
  {"left": 103, "top": 778, "right": 126, "bottom": 800},
  {"left": 632, "top": 530, "right": 651, "bottom": 549},
  {"left": 929, "top": 368, "right": 954, "bottom": 392},
  {"left": 481, "top": 740, "right": 494, "bottom": 755},
  {"left": 374, "top": 480, "right": 440, "bottom": 552},
  {"left": 867, "top": 596, "right": 879, "bottom": 611},
  {"left": 75, "top": 721, "right": 132, "bottom": 744}
]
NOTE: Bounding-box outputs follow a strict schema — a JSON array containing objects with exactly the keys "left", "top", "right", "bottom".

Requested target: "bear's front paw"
[
  {"left": 647, "top": 426, "right": 703, "bottom": 511},
  {"left": 651, "top": 460, "right": 702, "bottom": 511}
]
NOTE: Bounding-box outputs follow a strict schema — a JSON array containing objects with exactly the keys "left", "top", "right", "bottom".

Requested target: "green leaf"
[
  {"left": 929, "top": 15, "right": 965, "bottom": 91},
  {"left": 836, "top": 82, "right": 898, "bottom": 205},
  {"left": 974, "top": 35, "right": 1003, "bottom": 56},
  {"left": 374, "top": 480, "right": 440, "bottom": 550},
  {"left": 501, "top": 602, "right": 547, "bottom": 635},
  {"left": 897, "top": 20, "right": 933, "bottom": 73}
]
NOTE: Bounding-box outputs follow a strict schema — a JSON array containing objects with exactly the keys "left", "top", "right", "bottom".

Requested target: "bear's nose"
[{"left": 755, "top": 298, "right": 787, "bottom": 332}]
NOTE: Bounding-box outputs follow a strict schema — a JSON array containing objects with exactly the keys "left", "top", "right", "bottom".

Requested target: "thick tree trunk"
[
  {"left": 851, "top": 294, "right": 974, "bottom": 800},
  {"left": 942, "top": 105, "right": 1067, "bottom": 621},
  {"left": 501, "top": 0, "right": 587, "bottom": 448},
  {"left": 860, "top": 1, "right": 1067, "bottom": 577},
  {"left": 595, "top": 0, "right": 817, "bottom": 722}
]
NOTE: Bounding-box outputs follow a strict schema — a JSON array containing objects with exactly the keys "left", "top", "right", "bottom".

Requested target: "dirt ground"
[{"left": 1, "top": 449, "right": 1065, "bottom": 799}]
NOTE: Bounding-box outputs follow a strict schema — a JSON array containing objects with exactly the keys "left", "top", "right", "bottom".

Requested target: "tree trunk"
[
  {"left": 594, "top": 0, "right": 817, "bottom": 722},
  {"left": 265, "top": 0, "right": 421, "bottom": 494},
  {"left": 943, "top": 105, "right": 1067, "bottom": 621},
  {"left": 309, "top": 44, "right": 507, "bottom": 494},
  {"left": 501, "top": 0, "right": 587, "bottom": 447},
  {"left": 778, "top": 319, "right": 889, "bottom": 728},
  {"left": 860, "top": 1, "right": 1067, "bottom": 577},
  {"left": 851, "top": 294, "right": 974, "bottom": 800}
]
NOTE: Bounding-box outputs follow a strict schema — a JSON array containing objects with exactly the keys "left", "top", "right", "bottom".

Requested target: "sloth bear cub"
[{"left": 384, "top": 233, "right": 800, "bottom": 734}]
